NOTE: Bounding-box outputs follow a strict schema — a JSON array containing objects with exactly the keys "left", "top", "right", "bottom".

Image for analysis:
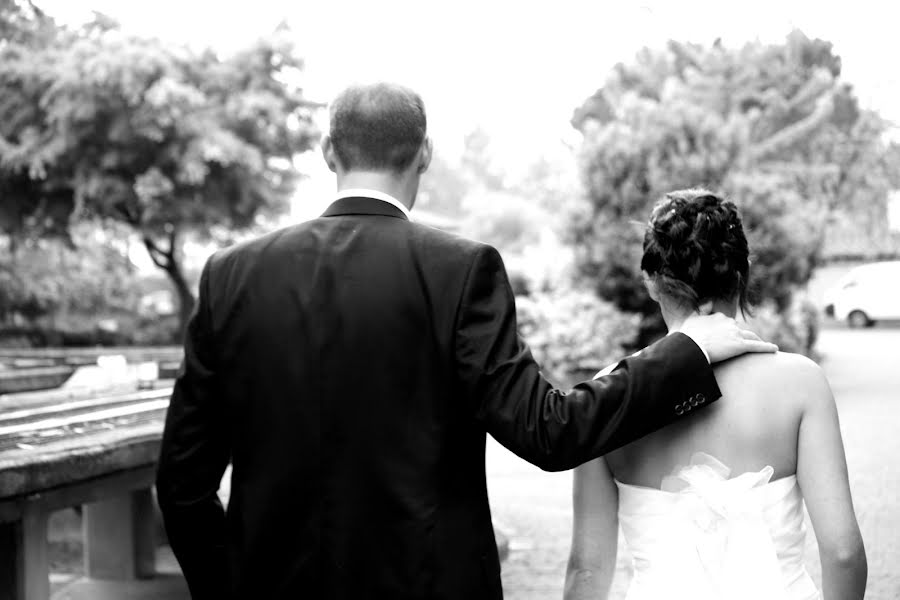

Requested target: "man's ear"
[
  {"left": 321, "top": 135, "right": 338, "bottom": 173},
  {"left": 417, "top": 137, "right": 433, "bottom": 174}
]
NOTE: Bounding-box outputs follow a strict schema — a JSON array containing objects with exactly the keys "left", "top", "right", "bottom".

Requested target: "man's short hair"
[{"left": 329, "top": 83, "right": 427, "bottom": 172}]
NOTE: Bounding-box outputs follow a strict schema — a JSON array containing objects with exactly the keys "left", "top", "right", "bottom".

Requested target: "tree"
[
  {"left": 415, "top": 151, "right": 468, "bottom": 218},
  {"left": 805, "top": 110, "right": 900, "bottom": 259},
  {"left": 0, "top": 222, "right": 140, "bottom": 332},
  {"left": 569, "top": 30, "right": 899, "bottom": 346},
  {"left": 417, "top": 127, "right": 510, "bottom": 220},
  {"left": 0, "top": 0, "right": 77, "bottom": 247},
  {"left": 0, "top": 0, "right": 54, "bottom": 45},
  {"left": 459, "top": 127, "right": 506, "bottom": 192},
  {"left": 0, "top": 15, "right": 319, "bottom": 334}
]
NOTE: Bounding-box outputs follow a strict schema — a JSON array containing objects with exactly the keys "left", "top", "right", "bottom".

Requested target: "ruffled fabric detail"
[{"left": 614, "top": 453, "right": 820, "bottom": 600}]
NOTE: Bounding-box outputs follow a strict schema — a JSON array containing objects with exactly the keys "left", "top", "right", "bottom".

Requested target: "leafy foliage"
[
  {"left": 0, "top": 222, "right": 140, "bottom": 323},
  {"left": 416, "top": 152, "right": 469, "bottom": 218},
  {"left": 516, "top": 287, "right": 639, "bottom": 387},
  {"left": 0, "top": 13, "right": 319, "bottom": 333},
  {"left": 745, "top": 295, "right": 821, "bottom": 357},
  {"left": 461, "top": 190, "right": 546, "bottom": 256},
  {"left": 569, "top": 30, "right": 899, "bottom": 345},
  {"left": 0, "top": 0, "right": 55, "bottom": 46}
]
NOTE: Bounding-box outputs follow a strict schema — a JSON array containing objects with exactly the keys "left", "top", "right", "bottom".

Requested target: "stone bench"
[
  {"left": 0, "top": 367, "right": 75, "bottom": 396},
  {"left": 0, "top": 391, "right": 168, "bottom": 600},
  {"left": 0, "top": 348, "right": 183, "bottom": 369}
]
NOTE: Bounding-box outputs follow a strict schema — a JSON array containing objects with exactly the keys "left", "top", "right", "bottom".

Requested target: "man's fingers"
[
  {"left": 738, "top": 328, "right": 777, "bottom": 352},
  {"left": 741, "top": 339, "right": 779, "bottom": 353},
  {"left": 739, "top": 328, "right": 763, "bottom": 341}
]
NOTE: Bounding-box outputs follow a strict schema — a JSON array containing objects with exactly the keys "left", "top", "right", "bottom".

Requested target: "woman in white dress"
[{"left": 564, "top": 189, "right": 866, "bottom": 600}]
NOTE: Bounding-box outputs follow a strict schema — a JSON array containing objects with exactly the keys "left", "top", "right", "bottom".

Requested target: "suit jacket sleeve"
[
  {"left": 155, "top": 257, "right": 230, "bottom": 599},
  {"left": 454, "top": 245, "right": 721, "bottom": 471}
]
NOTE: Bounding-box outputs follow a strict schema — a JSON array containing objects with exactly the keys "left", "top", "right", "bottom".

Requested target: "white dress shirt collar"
[{"left": 334, "top": 188, "right": 412, "bottom": 220}]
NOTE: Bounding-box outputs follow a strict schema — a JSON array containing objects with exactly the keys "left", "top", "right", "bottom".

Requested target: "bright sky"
[{"left": 37, "top": 0, "right": 900, "bottom": 225}]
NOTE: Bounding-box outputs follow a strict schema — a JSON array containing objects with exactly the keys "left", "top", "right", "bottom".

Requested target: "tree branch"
[
  {"left": 143, "top": 236, "right": 171, "bottom": 270},
  {"left": 143, "top": 225, "right": 179, "bottom": 271},
  {"left": 784, "top": 68, "right": 833, "bottom": 114},
  {"left": 828, "top": 143, "right": 862, "bottom": 212},
  {"left": 115, "top": 203, "right": 142, "bottom": 227},
  {"left": 746, "top": 92, "right": 836, "bottom": 163},
  {"left": 166, "top": 225, "right": 177, "bottom": 259}
]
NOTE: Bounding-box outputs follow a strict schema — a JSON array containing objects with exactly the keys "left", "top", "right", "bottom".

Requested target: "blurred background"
[{"left": 1, "top": 1, "right": 898, "bottom": 599}]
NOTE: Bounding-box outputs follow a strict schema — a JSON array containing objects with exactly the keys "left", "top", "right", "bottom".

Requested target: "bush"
[
  {"left": 743, "top": 293, "right": 820, "bottom": 357},
  {"left": 0, "top": 312, "right": 182, "bottom": 348},
  {"left": 0, "top": 325, "right": 52, "bottom": 348},
  {"left": 516, "top": 287, "right": 640, "bottom": 388},
  {"left": 128, "top": 314, "right": 182, "bottom": 346}
]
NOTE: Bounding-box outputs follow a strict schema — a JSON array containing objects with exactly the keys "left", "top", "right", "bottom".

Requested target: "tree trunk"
[
  {"left": 165, "top": 259, "right": 196, "bottom": 341},
  {"left": 142, "top": 228, "right": 196, "bottom": 342}
]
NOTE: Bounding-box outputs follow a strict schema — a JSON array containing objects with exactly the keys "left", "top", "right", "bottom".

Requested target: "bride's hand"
[{"left": 680, "top": 312, "right": 777, "bottom": 364}]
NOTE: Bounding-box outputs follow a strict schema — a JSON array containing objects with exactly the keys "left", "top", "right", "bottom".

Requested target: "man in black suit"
[{"left": 156, "top": 83, "right": 776, "bottom": 599}]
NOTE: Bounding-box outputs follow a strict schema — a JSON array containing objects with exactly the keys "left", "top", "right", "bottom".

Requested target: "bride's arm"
[
  {"left": 795, "top": 360, "right": 867, "bottom": 600},
  {"left": 564, "top": 457, "right": 618, "bottom": 600}
]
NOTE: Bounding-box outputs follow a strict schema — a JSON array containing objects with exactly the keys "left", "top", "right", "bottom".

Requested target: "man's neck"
[{"left": 336, "top": 171, "right": 415, "bottom": 210}]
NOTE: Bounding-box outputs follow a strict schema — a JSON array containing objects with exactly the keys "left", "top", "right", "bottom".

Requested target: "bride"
[{"left": 564, "top": 190, "right": 866, "bottom": 600}]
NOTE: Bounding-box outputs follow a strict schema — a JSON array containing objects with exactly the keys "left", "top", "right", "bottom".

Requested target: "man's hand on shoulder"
[{"left": 680, "top": 312, "right": 778, "bottom": 364}]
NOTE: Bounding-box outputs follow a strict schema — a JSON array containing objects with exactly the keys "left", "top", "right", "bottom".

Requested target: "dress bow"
[{"left": 661, "top": 453, "right": 789, "bottom": 600}]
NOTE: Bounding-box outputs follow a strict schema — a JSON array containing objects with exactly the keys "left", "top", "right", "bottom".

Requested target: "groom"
[{"left": 155, "top": 82, "right": 776, "bottom": 599}]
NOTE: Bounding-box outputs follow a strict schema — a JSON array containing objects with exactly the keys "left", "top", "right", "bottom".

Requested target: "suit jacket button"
[
  {"left": 690, "top": 395, "right": 700, "bottom": 407},
  {"left": 675, "top": 405, "right": 684, "bottom": 416},
  {"left": 696, "top": 393, "right": 706, "bottom": 405}
]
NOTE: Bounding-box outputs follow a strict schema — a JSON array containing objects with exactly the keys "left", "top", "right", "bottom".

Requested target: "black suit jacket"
[{"left": 155, "top": 196, "right": 720, "bottom": 599}]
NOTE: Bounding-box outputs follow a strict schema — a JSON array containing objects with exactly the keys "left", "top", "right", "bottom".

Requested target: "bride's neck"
[{"left": 662, "top": 298, "right": 739, "bottom": 333}]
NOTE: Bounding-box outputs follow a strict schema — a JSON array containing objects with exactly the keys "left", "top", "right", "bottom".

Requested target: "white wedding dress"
[{"left": 614, "top": 453, "right": 821, "bottom": 600}]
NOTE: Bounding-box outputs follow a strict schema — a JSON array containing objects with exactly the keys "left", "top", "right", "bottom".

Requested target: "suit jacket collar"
[{"left": 321, "top": 196, "right": 410, "bottom": 221}]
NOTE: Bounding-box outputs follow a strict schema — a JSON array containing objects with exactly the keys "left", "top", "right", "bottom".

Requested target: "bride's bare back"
[
  {"left": 605, "top": 351, "right": 813, "bottom": 486},
  {"left": 567, "top": 349, "right": 866, "bottom": 600},
  {"left": 565, "top": 191, "right": 865, "bottom": 600}
]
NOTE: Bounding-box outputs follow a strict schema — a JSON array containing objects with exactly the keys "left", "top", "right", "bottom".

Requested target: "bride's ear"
[
  {"left": 697, "top": 300, "right": 714, "bottom": 315},
  {"left": 642, "top": 271, "right": 659, "bottom": 302}
]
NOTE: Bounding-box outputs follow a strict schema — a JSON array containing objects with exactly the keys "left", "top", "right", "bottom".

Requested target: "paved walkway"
[
  {"left": 487, "top": 323, "right": 900, "bottom": 599},
  {"left": 816, "top": 324, "right": 900, "bottom": 598}
]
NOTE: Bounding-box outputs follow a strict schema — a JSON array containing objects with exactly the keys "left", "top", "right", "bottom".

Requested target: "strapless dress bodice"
[{"left": 614, "top": 453, "right": 820, "bottom": 600}]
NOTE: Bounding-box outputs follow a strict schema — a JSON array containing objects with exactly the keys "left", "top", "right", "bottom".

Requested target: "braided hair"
[{"left": 640, "top": 188, "right": 751, "bottom": 315}]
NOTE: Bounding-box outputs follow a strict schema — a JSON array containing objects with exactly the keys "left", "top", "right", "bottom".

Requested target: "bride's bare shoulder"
[
  {"left": 719, "top": 351, "right": 830, "bottom": 398},
  {"left": 719, "top": 349, "right": 820, "bottom": 372}
]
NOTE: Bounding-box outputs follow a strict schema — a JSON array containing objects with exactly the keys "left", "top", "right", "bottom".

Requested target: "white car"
[{"left": 823, "top": 261, "right": 900, "bottom": 327}]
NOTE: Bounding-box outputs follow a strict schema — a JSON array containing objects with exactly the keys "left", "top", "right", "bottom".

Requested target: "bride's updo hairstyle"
[{"left": 640, "top": 188, "right": 751, "bottom": 315}]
